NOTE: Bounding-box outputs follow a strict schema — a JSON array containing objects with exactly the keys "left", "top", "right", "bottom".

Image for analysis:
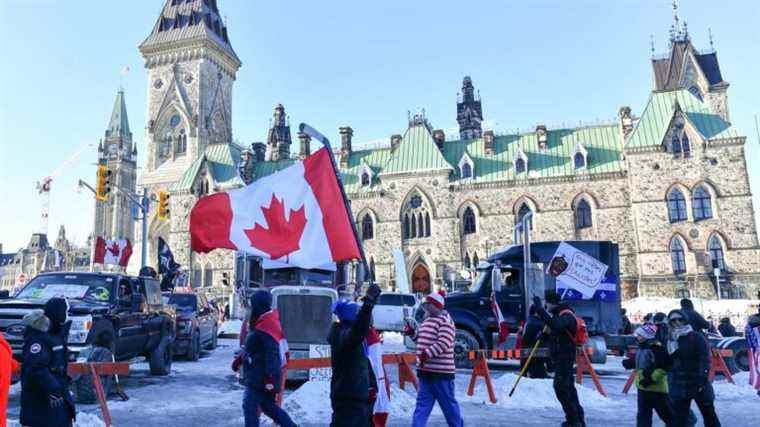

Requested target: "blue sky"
[{"left": 1, "top": 0, "right": 758, "bottom": 252}]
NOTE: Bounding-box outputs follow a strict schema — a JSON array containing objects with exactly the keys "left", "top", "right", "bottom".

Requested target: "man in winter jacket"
[
  {"left": 622, "top": 324, "right": 674, "bottom": 427},
  {"left": 717, "top": 318, "right": 736, "bottom": 337},
  {"left": 411, "top": 290, "right": 462, "bottom": 427},
  {"left": 20, "top": 297, "right": 75, "bottom": 427},
  {"left": 666, "top": 309, "right": 721, "bottom": 427},
  {"left": 679, "top": 299, "right": 711, "bottom": 334},
  {"left": 520, "top": 306, "right": 548, "bottom": 378},
  {"left": 533, "top": 291, "right": 586, "bottom": 427},
  {"left": 233, "top": 290, "right": 296, "bottom": 427},
  {"left": 327, "top": 283, "right": 381, "bottom": 427}
]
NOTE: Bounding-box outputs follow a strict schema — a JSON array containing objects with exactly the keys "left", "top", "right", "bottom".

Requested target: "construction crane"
[{"left": 35, "top": 143, "right": 93, "bottom": 235}]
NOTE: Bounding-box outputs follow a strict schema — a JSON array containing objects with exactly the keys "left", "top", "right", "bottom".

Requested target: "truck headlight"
[{"left": 68, "top": 315, "right": 93, "bottom": 344}]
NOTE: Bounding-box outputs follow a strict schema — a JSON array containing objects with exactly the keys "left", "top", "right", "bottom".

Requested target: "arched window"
[
  {"left": 670, "top": 119, "right": 691, "bottom": 158},
  {"left": 403, "top": 214, "right": 410, "bottom": 239},
  {"left": 361, "top": 214, "right": 373, "bottom": 240},
  {"left": 463, "top": 253, "right": 471, "bottom": 269},
  {"left": 667, "top": 189, "right": 688, "bottom": 223},
  {"left": 410, "top": 214, "right": 417, "bottom": 238},
  {"left": 517, "top": 203, "right": 533, "bottom": 229},
  {"left": 669, "top": 238, "right": 686, "bottom": 275},
  {"left": 692, "top": 186, "right": 713, "bottom": 221},
  {"left": 369, "top": 258, "right": 376, "bottom": 282},
  {"left": 575, "top": 199, "right": 592, "bottom": 229},
  {"left": 176, "top": 130, "right": 187, "bottom": 154},
  {"left": 574, "top": 152, "right": 586, "bottom": 169},
  {"left": 462, "top": 207, "right": 476, "bottom": 235},
  {"left": 401, "top": 191, "right": 431, "bottom": 240},
  {"left": 204, "top": 263, "right": 214, "bottom": 287},
  {"left": 708, "top": 235, "right": 726, "bottom": 271},
  {"left": 424, "top": 212, "right": 431, "bottom": 237},
  {"left": 515, "top": 158, "right": 526, "bottom": 174},
  {"left": 461, "top": 163, "right": 472, "bottom": 178},
  {"left": 418, "top": 213, "right": 424, "bottom": 238},
  {"left": 473, "top": 252, "right": 479, "bottom": 268},
  {"left": 361, "top": 172, "right": 370, "bottom": 187},
  {"left": 192, "top": 264, "right": 202, "bottom": 288}
]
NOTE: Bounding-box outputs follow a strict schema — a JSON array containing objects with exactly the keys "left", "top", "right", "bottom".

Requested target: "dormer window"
[
  {"left": 361, "top": 172, "right": 370, "bottom": 187},
  {"left": 669, "top": 116, "right": 691, "bottom": 159},
  {"left": 573, "top": 143, "right": 588, "bottom": 170},
  {"left": 359, "top": 163, "right": 373, "bottom": 187},
  {"left": 461, "top": 163, "right": 472, "bottom": 178},
  {"left": 514, "top": 149, "right": 528, "bottom": 175},
  {"left": 515, "top": 158, "right": 526, "bottom": 174},
  {"left": 458, "top": 152, "right": 474, "bottom": 179}
]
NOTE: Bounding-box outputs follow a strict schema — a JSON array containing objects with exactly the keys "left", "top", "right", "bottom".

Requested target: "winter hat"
[
  {"left": 652, "top": 312, "right": 667, "bottom": 324},
  {"left": 667, "top": 309, "right": 688, "bottom": 323},
  {"left": 44, "top": 297, "right": 69, "bottom": 325},
  {"left": 333, "top": 299, "right": 359, "bottom": 324},
  {"left": 680, "top": 298, "right": 694, "bottom": 310},
  {"left": 545, "top": 290, "right": 561, "bottom": 305},
  {"left": 249, "top": 290, "right": 272, "bottom": 319},
  {"left": 634, "top": 324, "right": 657, "bottom": 340},
  {"left": 425, "top": 290, "right": 446, "bottom": 310}
]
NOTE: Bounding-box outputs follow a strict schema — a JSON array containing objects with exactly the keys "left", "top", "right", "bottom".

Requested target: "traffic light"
[
  {"left": 157, "top": 191, "right": 170, "bottom": 220},
  {"left": 95, "top": 165, "right": 112, "bottom": 201}
]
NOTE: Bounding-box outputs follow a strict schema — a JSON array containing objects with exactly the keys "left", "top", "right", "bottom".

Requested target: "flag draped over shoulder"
[
  {"left": 93, "top": 237, "right": 132, "bottom": 267},
  {"left": 364, "top": 327, "right": 389, "bottom": 427},
  {"left": 746, "top": 320, "right": 760, "bottom": 391},
  {"left": 255, "top": 310, "right": 289, "bottom": 367},
  {"left": 190, "top": 147, "right": 361, "bottom": 268}
]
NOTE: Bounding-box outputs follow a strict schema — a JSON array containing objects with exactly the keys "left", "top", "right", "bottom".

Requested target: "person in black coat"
[
  {"left": 327, "top": 284, "right": 381, "bottom": 427},
  {"left": 234, "top": 290, "right": 295, "bottom": 427},
  {"left": 20, "top": 297, "right": 75, "bottom": 427},
  {"left": 620, "top": 308, "right": 633, "bottom": 335},
  {"left": 532, "top": 291, "right": 585, "bottom": 427},
  {"left": 717, "top": 318, "right": 736, "bottom": 337},
  {"left": 666, "top": 309, "right": 721, "bottom": 427},
  {"left": 521, "top": 306, "right": 548, "bottom": 378},
  {"left": 679, "top": 299, "right": 711, "bottom": 334}
]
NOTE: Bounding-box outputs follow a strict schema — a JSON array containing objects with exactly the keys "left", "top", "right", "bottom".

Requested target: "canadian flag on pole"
[
  {"left": 190, "top": 147, "right": 361, "bottom": 267},
  {"left": 93, "top": 237, "right": 133, "bottom": 267}
]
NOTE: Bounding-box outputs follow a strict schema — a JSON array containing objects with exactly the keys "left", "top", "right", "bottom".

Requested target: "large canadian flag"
[
  {"left": 93, "top": 237, "right": 133, "bottom": 267},
  {"left": 190, "top": 147, "right": 361, "bottom": 267}
]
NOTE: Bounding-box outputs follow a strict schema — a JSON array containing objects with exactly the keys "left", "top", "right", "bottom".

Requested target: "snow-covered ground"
[
  {"left": 624, "top": 297, "right": 759, "bottom": 329},
  {"left": 7, "top": 330, "right": 760, "bottom": 426}
]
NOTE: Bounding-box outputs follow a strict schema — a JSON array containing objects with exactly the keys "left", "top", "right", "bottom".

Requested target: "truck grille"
[
  {"left": 0, "top": 309, "right": 33, "bottom": 352},
  {"left": 276, "top": 295, "right": 333, "bottom": 345}
]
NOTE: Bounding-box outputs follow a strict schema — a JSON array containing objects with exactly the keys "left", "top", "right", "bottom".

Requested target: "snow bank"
[
  {"left": 461, "top": 373, "right": 617, "bottom": 410},
  {"left": 382, "top": 332, "right": 407, "bottom": 353},
  {"left": 713, "top": 372, "right": 760, "bottom": 399},
  {"left": 624, "top": 297, "right": 759, "bottom": 329},
  {"left": 8, "top": 412, "right": 105, "bottom": 427},
  {"left": 219, "top": 319, "right": 242, "bottom": 336}
]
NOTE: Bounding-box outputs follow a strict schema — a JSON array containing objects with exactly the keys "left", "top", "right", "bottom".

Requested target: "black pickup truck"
[{"left": 0, "top": 271, "right": 176, "bottom": 402}]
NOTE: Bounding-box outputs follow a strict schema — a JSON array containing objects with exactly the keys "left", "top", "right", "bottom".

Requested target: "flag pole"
[{"left": 299, "top": 123, "right": 371, "bottom": 285}]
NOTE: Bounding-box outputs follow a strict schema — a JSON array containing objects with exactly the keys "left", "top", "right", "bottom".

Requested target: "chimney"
[
  {"left": 535, "top": 124, "right": 548, "bottom": 149},
  {"left": 618, "top": 106, "right": 634, "bottom": 140},
  {"left": 238, "top": 149, "right": 255, "bottom": 185},
  {"left": 339, "top": 126, "right": 353, "bottom": 167},
  {"left": 251, "top": 142, "right": 266, "bottom": 162},
  {"left": 483, "top": 130, "right": 495, "bottom": 155},
  {"left": 390, "top": 134, "right": 402, "bottom": 151},
  {"left": 298, "top": 131, "right": 311, "bottom": 159},
  {"left": 432, "top": 129, "right": 445, "bottom": 150}
]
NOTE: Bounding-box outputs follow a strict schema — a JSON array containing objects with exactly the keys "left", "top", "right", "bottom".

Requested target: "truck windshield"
[
  {"left": 470, "top": 268, "right": 491, "bottom": 293},
  {"left": 16, "top": 274, "right": 114, "bottom": 303},
  {"left": 166, "top": 294, "right": 197, "bottom": 311},
  {"left": 264, "top": 268, "right": 334, "bottom": 287}
]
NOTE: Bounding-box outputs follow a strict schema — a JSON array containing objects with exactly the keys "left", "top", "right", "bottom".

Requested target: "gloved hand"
[
  {"left": 621, "top": 358, "right": 635, "bottom": 370},
  {"left": 418, "top": 351, "right": 429, "bottom": 366},
  {"left": 403, "top": 323, "right": 415, "bottom": 337},
  {"left": 49, "top": 394, "right": 65, "bottom": 408},
  {"left": 264, "top": 375, "right": 276, "bottom": 394},
  {"left": 364, "top": 284, "right": 382, "bottom": 304},
  {"left": 639, "top": 376, "right": 654, "bottom": 388},
  {"left": 231, "top": 354, "right": 243, "bottom": 372}
]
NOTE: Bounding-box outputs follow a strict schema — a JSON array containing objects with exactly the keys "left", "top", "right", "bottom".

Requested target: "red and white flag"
[
  {"left": 365, "top": 327, "right": 389, "bottom": 427},
  {"left": 190, "top": 147, "right": 361, "bottom": 267},
  {"left": 491, "top": 294, "right": 509, "bottom": 345},
  {"left": 255, "top": 310, "right": 289, "bottom": 366},
  {"left": 93, "top": 237, "right": 132, "bottom": 267}
]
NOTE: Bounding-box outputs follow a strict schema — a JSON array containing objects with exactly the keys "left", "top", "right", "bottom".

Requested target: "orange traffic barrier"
[
  {"left": 622, "top": 370, "right": 637, "bottom": 394},
  {"left": 708, "top": 348, "right": 735, "bottom": 383},
  {"left": 69, "top": 362, "right": 130, "bottom": 427},
  {"left": 466, "top": 351, "right": 497, "bottom": 403},
  {"left": 574, "top": 348, "right": 607, "bottom": 397}
]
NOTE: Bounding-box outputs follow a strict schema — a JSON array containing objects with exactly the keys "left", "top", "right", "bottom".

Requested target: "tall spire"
[
  {"left": 669, "top": 0, "right": 689, "bottom": 44},
  {"left": 456, "top": 76, "right": 484, "bottom": 140},
  {"left": 105, "top": 89, "right": 131, "bottom": 139}
]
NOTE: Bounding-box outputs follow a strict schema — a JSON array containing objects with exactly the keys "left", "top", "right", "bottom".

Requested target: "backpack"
[{"left": 560, "top": 309, "right": 588, "bottom": 345}]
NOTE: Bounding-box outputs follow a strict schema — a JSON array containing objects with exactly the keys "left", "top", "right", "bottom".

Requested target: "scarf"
[{"left": 667, "top": 324, "right": 693, "bottom": 355}]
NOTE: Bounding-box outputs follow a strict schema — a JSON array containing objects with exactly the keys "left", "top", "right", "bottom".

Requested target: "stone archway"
[{"left": 411, "top": 263, "right": 431, "bottom": 294}]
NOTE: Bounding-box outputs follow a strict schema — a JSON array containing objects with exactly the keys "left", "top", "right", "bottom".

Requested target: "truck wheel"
[
  {"left": 187, "top": 331, "right": 201, "bottom": 361},
  {"left": 149, "top": 335, "right": 173, "bottom": 376},
  {"left": 453, "top": 329, "right": 480, "bottom": 369},
  {"left": 723, "top": 340, "right": 749, "bottom": 373},
  {"left": 73, "top": 346, "right": 114, "bottom": 404},
  {"left": 205, "top": 326, "right": 218, "bottom": 350}
]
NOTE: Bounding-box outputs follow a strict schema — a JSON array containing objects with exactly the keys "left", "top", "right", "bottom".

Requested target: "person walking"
[
  {"left": 328, "top": 284, "right": 381, "bottom": 427},
  {"left": 20, "top": 297, "right": 75, "bottom": 427},
  {"left": 666, "top": 309, "right": 721, "bottom": 427},
  {"left": 1, "top": 332, "right": 20, "bottom": 427},
  {"left": 717, "top": 317, "right": 736, "bottom": 337},
  {"left": 520, "top": 306, "right": 548, "bottom": 378},
  {"left": 532, "top": 291, "right": 586, "bottom": 427},
  {"left": 233, "top": 290, "right": 296, "bottom": 427},
  {"left": 411, "top": 290, "right": 463, "bottom": 427},
  {"left": 620, "top": 308, "right": 633, "bottom": 335},
  {"left": 679, "top": 299, "right": 711, "bottom": 334},
  {"left": 622, "top": 324, "right": 674, "bottom": 427},
  {"left": 745, "top": 308, "right": 760, "bottom": 396}
]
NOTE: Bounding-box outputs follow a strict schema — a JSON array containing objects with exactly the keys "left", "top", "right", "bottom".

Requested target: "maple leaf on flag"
[
  {"left": 244, "top": 194, "right": 307, "bottom": 259},
  {"left": 108, "top": 241, "right": 121, "bottom": 257}
]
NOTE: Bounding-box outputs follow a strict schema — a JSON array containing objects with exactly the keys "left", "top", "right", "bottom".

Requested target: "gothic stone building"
[{"left": 128, "top": 0, "right": 759, "bottom": 300}]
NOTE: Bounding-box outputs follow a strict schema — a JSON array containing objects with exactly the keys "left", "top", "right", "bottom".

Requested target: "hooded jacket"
[
  {"left": 327, "top": 299, "right": 375, "bottom": 402},
  {"left": 667, "top": 311, "right": 711, "bottom": 398},
  {"left": 241, "top": 291, "right": 283, "bottom": 392},
  {"left": 633, "top": 339, "right": 670, "bottom": 394},
  {"left": 20, "top": 309, "right": 75, "bottom": 427}
]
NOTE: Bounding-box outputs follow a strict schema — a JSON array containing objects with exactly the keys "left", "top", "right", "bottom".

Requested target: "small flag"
[
  {"left": 158, "top": 237, "right": 180, "bottom": 276},
  {"left": 365, "top": 327, "right": 389, "bottom": 427},
  {"left": 93, "top": 237, "right": 132, "bottom": 267}
]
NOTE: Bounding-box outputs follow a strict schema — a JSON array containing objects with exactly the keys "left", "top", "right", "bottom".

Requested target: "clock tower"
[{"left": 94, "top": 89, "right": 137, "bottom": 243}]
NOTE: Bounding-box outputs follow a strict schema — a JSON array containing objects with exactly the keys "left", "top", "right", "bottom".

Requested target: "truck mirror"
[{"left": 491, "top": 267, "right": 503, "bottom": 293}]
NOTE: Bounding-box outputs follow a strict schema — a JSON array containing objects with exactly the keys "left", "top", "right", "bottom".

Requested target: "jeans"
[
  {"left": 242, "top": 387, "right": 296, "bottom": 427},
  {"left": 411, "top": 376, "right": 463, "bottom": 427},
  {"left": 637, "top": 390, "right": 674, "bottom": 427},
  {"left": 671, "top": 382, "right": 721, "bottom": 427},
  {"left": 553, "top": 361, "right": 585, "bottom": 426}
]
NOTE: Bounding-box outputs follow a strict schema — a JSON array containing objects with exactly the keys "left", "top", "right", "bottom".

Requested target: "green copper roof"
[
  {"left": 105, "top": 90, "right": 131, "bottom": 139},
  {"left": 380, "top": 124, "right": 453, "bottom": 175},
  {"left": 172, "top": 143, "right": 244, "bottom": 191},
  {"left": 341, "top": 148, "right": 394, "bottom": 193},
  {"left": 626, "top": 89, "right": 737, "bottom": 149}
]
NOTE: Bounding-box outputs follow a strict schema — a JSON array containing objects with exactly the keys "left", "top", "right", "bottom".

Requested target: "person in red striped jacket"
[{"left": 410, "top": 290, "right": 463, "bottom": 427}]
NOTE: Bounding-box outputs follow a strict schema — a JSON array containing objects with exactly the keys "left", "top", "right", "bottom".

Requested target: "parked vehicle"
[
  {"left": 163, "top": 290, "right": 219, "bottom": 361},
  {"left": 372, "top": 293, "right": 417, "bottom": 332},
  {"left": 411, "top": 241, "right": 623, "bottom": 367},
  {"left": 0, "top": 271, "right": 176, "bottom": 402}
]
